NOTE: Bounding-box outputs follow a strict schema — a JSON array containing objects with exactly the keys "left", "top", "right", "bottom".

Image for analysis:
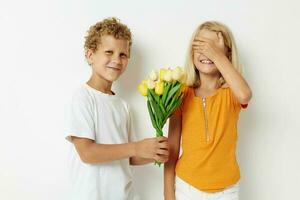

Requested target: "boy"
[{"left": 66, "top": 17, "right": 169, "bottom": 200}]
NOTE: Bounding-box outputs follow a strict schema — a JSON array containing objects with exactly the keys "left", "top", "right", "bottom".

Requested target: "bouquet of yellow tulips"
[{"left": 138, "top": 67, "right": 186, "bottom": 166}]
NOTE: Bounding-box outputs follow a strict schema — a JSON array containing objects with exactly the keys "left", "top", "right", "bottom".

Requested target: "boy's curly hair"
[{"left": 84, "top": 17, "right": 132, "bottom": 54}]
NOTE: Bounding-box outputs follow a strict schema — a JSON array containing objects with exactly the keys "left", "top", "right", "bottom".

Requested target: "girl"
[{"left": 164, "top": 21, "right": 252, "bottom": 200}]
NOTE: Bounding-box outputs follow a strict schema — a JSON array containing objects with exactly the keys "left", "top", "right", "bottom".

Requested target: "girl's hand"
[{"left": 192, "top": 32, "right": 228, "bottom": 63}]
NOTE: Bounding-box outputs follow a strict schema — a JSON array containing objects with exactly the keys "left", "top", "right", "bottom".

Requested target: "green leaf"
[
  {"left": 167, "top": 87, "right": 182, "bottom": 112},
  {"left": 158, "top": 98, "right": 166, "bottom": 117},
  {"left": 149, "top": 99, "right": 163, "bottom": 128},
  {"left": 163, "top": 98, "right": 183, "bottom": 124},
  {"left": 162, "top": 82, "right": 172, "bottom": 105},
  {"left": 147, "top": 100, "right": 158, "bottom": 129},
  {"left": 149, "top": 89, "right": 160, "bottom": 104},
  {"left": 165, "top": 82, "right": 181, "bottom": 107},
  {"left": 147, "top": 90, "right": 154, "bottom": 101}
]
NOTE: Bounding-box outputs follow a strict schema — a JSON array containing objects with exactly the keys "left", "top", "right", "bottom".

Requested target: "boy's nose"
[
  {"left": 112, "top": 56, "right": 121, "bottom": 64},
  {"left": 107, "top": 60, "right": 120, "bottom": 68}
]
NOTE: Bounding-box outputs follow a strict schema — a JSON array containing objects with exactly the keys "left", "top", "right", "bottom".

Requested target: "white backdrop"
[{"left": 1, "top": 0, "right": 300, "bottom": 199}]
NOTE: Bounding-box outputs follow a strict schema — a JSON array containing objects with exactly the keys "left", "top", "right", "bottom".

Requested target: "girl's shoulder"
[
  {"left": 182, "top": 86, "right": 193, "bottom": 94},
  {"left": 181, "top": 86, "right": 194, "bottom": 99}
]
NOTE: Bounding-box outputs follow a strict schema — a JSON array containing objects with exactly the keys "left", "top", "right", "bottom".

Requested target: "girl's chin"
[
  {"left": 200, "top": 63, "right": 216, "bottom": 68},
  {"left": 196, "top": 65, "right": 217, "bottom": 72}
]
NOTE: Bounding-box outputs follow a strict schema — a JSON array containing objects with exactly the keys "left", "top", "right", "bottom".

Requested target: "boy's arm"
[
  {"left": 129, "top": 157, "right": 154, "bottom": 165},
  {"left": 164, "top": 115, "right": 182, "bottom": 200},
  {"left": 72, "top": 137, "right": 135, "bottom": 163},
  {"left": 129, "top": 152, "right": 169, "bottom": 165},
  {"left": 72, "top": 136, "right": 168, "bottom": 164}
]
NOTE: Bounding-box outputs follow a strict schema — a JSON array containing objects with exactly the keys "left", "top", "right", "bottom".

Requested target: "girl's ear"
[{"left": 86, "top": 49, "right": 94, "bottom": 65}]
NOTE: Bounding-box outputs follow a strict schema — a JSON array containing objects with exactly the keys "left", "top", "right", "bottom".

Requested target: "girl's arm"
[
  {"left": 72, "top": 136, "right": 168, "bottom": 164},
  {"left": 213, "top": 55, "right": 252, "bottom": 104},
  {"left": 164, "top": 114, "right": 182, "bottom": 200}
]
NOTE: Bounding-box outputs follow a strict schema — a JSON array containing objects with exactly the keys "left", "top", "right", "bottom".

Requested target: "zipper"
[{"left": 202, "top": 97, "right": 210, "bottom": 142}]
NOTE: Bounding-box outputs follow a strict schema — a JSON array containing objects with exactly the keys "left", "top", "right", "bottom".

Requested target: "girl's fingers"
[
  {"left": 193, "top": 39, "right": 206, "bottom": 43},
  {"left": 194, "top": 36, "right": 210, "bottom": 42},
  {"left": 192, "top": 42, "right": 205, "bottom": 47},
  {"left": 217, "top": 32, "right": 224, "bottom": 44},
  {"left": 217, "top": 32, "right": 226, "bottom": 51},
  {"left": 192, "top": 43, "right": 205, "bottom": 50},
  {"left": 193, "top": 45, "right": 205, "bottom": 49},
  {"left": 192, "top": 41, "right": 205, "bottom": 46},
  {"left": 192, "top": 45, "right": 201, "bottom": 50},
  {"left": 193, "top": 46, "right": 204, "bottom": 51}
]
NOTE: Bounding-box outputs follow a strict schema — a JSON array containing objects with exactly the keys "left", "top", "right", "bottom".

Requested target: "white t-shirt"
[{"left": 65, "top": 84, "right": 138, "bottom": 200}]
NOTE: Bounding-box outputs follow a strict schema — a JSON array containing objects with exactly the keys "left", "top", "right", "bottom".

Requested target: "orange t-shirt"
[{"left": 174, "top": 87, "right": 247, "bottom": 192}]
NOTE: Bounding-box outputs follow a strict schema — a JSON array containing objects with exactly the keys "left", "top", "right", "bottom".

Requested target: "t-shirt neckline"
[{"left": 85, "top": 83, "right": 118, "bottom": 99}]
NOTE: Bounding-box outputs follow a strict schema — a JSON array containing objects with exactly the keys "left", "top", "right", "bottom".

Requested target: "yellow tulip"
[
  {"left": 163, "top": 70, "right": 173, "bottom": 82},
  {"left": 141, "top": 80, "right": 147, "bottom": 85},
  {"left": 171, "top": 67, "right": 182, "bottom": 81},
  {"left": 159, "top": 68, "right": 167, "bottom": 81},
  {"left": 155, "top": 81, "right": 164, "bottom": 96},
  {"left": 180, "top": 72, "right": 187, "bottom": 83},
  {"left": 149, "top": 70, "right": 158, "bottom": 81},
  {"left": 138, "top": 83, "right": 148, "bottom": 96},
  {"left": 180, "top": 83, "right": 186, "bottom": 93},
  {"left": 147, "top": 79, "right": 156, "bottom": 89}
]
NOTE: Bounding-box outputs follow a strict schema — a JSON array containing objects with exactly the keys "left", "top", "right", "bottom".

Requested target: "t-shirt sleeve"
[
  {"left": 65, "top": 94, "right": 95, "bottom": 143},
  {"left": 172, "top": 86, "right": 189, "bottom": 117},
  {"left": 125, "top": 103, "right": 137, "bottom": 142}
]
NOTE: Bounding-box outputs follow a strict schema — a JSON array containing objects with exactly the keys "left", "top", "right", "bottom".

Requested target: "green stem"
[
  {"left": 155, "top": 128, "right": 164, "bottom": 167},
  {"left": 156, "top": 128, "right": 163, "bottom": 137}
]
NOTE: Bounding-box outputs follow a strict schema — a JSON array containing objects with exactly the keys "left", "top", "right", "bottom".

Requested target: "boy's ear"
[{"left": 86, "top": 49, "right": 94, "bottom": 65}]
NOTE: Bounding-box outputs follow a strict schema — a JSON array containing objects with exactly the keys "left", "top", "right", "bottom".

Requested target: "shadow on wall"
[
  {"left": 237, "top": 50, "right": 260, "bottom": 200},
  {"left": 238, "top": 101, "right": 256, "bottom": 200}
]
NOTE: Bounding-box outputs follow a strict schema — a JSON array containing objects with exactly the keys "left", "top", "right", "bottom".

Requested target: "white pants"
[{"left": 175, "top": 176, "right": 239, "bottom": 200}]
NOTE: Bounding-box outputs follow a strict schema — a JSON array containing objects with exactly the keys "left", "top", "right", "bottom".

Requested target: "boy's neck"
[{"left": 87, "top": 74, "right": 113, "bottom": 95}]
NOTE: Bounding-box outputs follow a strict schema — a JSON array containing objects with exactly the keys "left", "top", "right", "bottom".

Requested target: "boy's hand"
[{"left": 134, "top": 136, "right": 169, "bottom": 162}]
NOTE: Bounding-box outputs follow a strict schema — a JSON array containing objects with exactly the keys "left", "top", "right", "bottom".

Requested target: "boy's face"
[{"left": 87, "top": 35, "right": 130, "bottom": 83}]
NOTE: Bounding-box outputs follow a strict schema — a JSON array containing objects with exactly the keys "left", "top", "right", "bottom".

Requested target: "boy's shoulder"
[
  {"left": 72, "top": 84, "right": 90, "bottom": 98},
  {"left": 70, "top": 84, "right": 94, "bottom": 106},
  {"left": 70, "top": 84, "right": 129, "bottom": 108}
]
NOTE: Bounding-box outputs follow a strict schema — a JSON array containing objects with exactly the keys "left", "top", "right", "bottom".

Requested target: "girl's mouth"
[{"left": 200, "top": 59, "right": 214, "bottom": 64}]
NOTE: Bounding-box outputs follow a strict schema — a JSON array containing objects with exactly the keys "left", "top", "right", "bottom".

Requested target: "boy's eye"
[
  {"left": 120, "top": 53, "right": 128, "bottom": 58},
  {"left": 105, "top": 50, "right": 113, "bottom": 55}
]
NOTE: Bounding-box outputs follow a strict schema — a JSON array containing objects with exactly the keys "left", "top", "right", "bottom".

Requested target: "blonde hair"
[
  {"left": 84, "top": 17, "right": 132, "bottom": 56},
  {"left": 185, "top": 21, "right": 241, "bottom": 87}
]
